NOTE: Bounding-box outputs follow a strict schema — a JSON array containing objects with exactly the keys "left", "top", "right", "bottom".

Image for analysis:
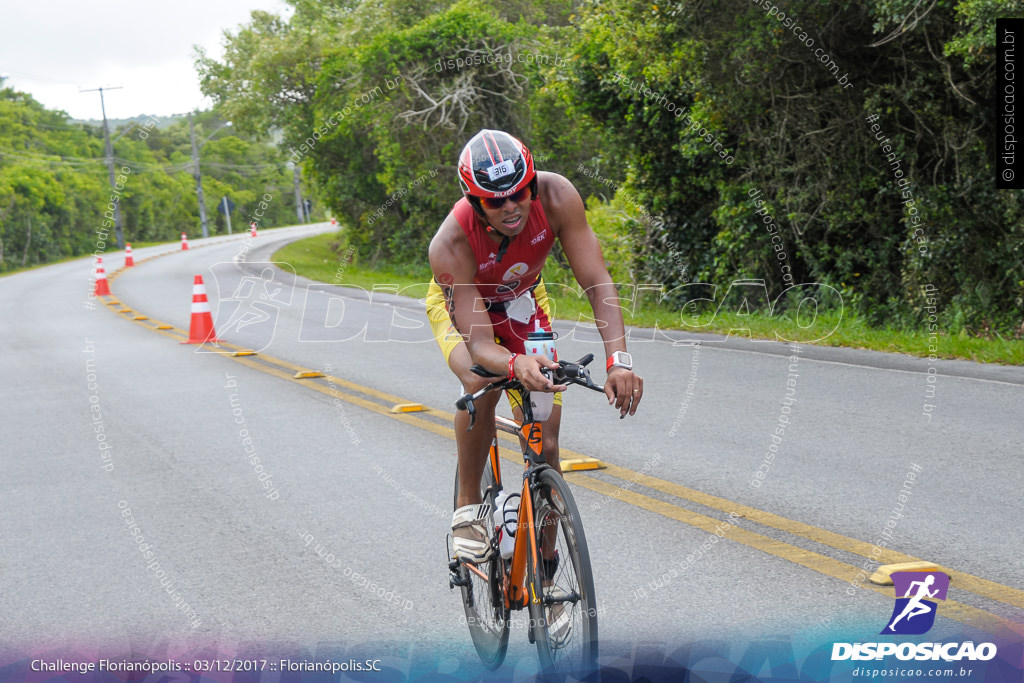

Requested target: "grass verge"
[
  {"left": 273, "top": 231, "right": 1024, "bottom": 365},
  {"left": 0, "top": 231, "right": 249, "bottom": 279}
]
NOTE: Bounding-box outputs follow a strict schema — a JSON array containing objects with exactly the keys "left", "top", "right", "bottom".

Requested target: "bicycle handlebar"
[
  {"left": 455, "top": 354, "right": 605, "bottom": 428},
  {"left": 556, "top": 353, "right": 594, "bottom": 382}
]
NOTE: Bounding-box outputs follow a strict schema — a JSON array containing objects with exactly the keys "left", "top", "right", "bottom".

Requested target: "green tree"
[
  {"left": 568, "top": 0, "right": 1024, "bottom": 334},
  {"left": 199, "top": 0, "right": 604, "bottom": 268},
  {"left": 0, "top": 82, "right": 303, "bottom": 271}
]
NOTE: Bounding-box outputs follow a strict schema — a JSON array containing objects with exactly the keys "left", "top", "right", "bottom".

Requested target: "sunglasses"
[{"left": 480, "top": 186, "right": 530, "bottom": 210}]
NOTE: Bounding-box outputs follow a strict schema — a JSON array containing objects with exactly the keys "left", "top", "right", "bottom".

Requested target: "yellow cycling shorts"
[{"left": 425, "top": 279, "right": 562, "bottom": 412}]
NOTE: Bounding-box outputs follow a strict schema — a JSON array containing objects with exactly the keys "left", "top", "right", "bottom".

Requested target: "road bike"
[{"left": 448, "top": 354, "right": 603, "bottom": 674}]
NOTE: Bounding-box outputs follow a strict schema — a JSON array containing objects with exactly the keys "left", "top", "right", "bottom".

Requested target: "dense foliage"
[
  {"left": 569, "top": 0, "right": 1024, "bottom": 335},
  {"left": 197, "top": 0, "right": 1023, "bottom": 336},
  {"left": 10, "top": 0, "right": 1024, "bottom": 337},
  {"left": 0, "top": 85, "right": 308, "bottom": 272}
]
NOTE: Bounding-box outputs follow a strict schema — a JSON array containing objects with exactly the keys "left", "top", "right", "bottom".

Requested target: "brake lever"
[
  {"left": 580, "top": 370, "right": 604, "bottom": 392},
  {"left": 551, "top": 366, "right": 602, "bottom": 394}
]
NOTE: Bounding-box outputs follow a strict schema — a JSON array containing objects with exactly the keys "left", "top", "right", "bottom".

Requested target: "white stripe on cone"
[
  {"left": 184, "top": 274, "right": 218, "bottom": 343},
  {"left": 93, "top": 257, "right": 111, "bottom": 295}
]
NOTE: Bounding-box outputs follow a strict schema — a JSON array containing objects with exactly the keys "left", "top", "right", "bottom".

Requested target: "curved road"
[{"left": 1, "top": 224, "right": 1021, "bottom": 680}]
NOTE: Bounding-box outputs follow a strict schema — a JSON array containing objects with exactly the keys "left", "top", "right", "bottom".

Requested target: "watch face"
[{"left": 614, "top": 351, "right": 632, "bottom": 367}]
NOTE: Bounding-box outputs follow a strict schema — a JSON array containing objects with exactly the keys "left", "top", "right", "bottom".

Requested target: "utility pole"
[
  {"left": 221, "top": 197, "right": 233, "bottom": 234},
  {"left": 189, "top": 115, "right": 231, "bottom": 239},
  {"left": 189, "top": 114, "right": 210, "bottom": 239},
  {"left": 80, "top": 86, "right": 125, "bottom": 249},
  {"left": 293, "top": 165, "right": 306, "bottom": 223}
]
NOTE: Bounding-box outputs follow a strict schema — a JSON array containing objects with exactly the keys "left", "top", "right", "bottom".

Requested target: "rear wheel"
[
  {"left": 453, "top": 459, "right": 509, "bottom": 669},
  {"left": 527, "top": 468, "right": 599, "bottom": 674}
]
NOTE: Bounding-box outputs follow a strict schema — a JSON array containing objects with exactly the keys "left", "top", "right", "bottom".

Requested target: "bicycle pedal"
[
  {"left": 450, "top": 570, "right": 470, "bottom": 589},
  {"left": 446, "top": 533, "right": 459, "bottom": 588}
]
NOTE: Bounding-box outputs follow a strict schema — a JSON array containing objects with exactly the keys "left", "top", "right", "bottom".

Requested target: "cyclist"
[{"left": 427, "top": 129, "right": 643, "bottom": 563}]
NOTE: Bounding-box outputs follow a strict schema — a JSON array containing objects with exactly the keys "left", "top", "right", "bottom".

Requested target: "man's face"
[{"left": 480, "top": 189, "right": 531, "bottom": 236}]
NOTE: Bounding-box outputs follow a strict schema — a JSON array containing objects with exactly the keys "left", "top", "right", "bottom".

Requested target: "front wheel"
[
  {"left": 527, "top": 468, "right": 599, "bottom": 674},
  {"left": 453, "top": 459, "right": 509, "bottom": 669}
]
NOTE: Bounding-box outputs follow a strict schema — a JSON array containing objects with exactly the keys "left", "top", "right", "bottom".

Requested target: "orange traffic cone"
[
  {"left": 93, "top": 256, "right": 111, "bottom": 296},
  {"left": 124, "top": 243, "right": 134, "bottom": 267},
  {"left": 183, "top": 275, "right": 219, "bottom": 344},
  {"left": 181, "top": 233, "right": 189, "bottom": 250},
  {"left": 249, "top": 222, "right": 257, "bottom": 237}
]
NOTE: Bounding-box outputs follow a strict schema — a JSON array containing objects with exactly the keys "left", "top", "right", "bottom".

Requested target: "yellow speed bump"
[
  {"left": 156, "top": 324, "right": 173, "bottom": 330},
  {"left": 233, "top": 350, "right": 257, "bottom": 357},
  {"left": 293, "top": 370, "right": 325, "bottom": 379},
  {"left": 870, "top": 561, "right": 946, "bottom": 586},
  {"left": 561, "top": 458, "right": 606, "bottom": 472},
  {"left": 391, "top": 403, "right": 425, "bottom": 413},
  {"left": 133, "top": 315, "right": 148, "bottom": 320}
]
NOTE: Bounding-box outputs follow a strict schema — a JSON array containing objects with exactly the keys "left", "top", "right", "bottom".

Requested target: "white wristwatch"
[{"left": 606, "top": 351, "right": 633, "bottom": 371}]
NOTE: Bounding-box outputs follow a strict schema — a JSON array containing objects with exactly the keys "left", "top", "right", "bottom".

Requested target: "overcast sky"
[{"left": 1, "top": 0, "right": 291, "bottom": 121}]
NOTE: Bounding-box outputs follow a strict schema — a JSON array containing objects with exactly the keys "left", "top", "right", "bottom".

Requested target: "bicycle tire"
[
  {"left": 527, "top": 467, "right": 599, "bottom": 674},
  {"left": 453, "top": 460, "right": 510, "bottom": 669}
]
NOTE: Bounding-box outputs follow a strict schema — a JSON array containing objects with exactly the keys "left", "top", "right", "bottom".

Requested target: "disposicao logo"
[
  {"left": 831, "top": 570, "right": 998, "bottom": 663},
  {"left": 882, "top": 570, "right": 949, "bottom": 635}
]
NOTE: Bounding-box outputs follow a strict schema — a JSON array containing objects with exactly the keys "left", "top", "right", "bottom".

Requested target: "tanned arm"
[{"left": 543, "top": 172, "right": 644, "bottom": 415}]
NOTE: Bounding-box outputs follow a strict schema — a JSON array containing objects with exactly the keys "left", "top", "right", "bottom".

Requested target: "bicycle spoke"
[
  {"left": 453, "top": 459, "right": 509, "bottom": 669},
  {"left": 528, "top": 469, "right": 599, "bottom": 674},
  {"left": 464, "top": 562, "right": 489, "bottom": 582}
]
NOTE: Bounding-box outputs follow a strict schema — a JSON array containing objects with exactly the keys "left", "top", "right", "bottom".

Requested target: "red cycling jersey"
[{"left": 450, "top": 196, "right": 554, "bottom": 304}]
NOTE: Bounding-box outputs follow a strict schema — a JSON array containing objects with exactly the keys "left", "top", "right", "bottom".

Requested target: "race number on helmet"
[{"left": 458, "top": 130, "right": 535, "bottom": 199}]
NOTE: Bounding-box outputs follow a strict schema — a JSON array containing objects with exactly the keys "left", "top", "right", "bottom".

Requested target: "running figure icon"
[
  {"left": 881, "top": 570, "right": 950, "bottom": 635},
  {"left": 220, "top": 267, "right": 285, "bottom": 334},
  {"left": 888, "top": 574, "right": 938, "bottom": 630}
]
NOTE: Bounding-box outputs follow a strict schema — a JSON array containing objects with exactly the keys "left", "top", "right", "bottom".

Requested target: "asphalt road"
[{"left": 1, "top": 224, "right": 1021, "bottom": 681}]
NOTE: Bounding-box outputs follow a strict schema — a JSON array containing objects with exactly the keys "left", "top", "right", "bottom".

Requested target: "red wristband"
[
  {"left": 606, "top": 355, "right": 614, "bottom": 371},
  {"left": 508, "top": 353, "right": 519, "bottom": 380}
]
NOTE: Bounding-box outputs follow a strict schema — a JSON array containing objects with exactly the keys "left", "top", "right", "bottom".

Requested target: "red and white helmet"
[{"left": 458, "top": 129, "right": 536, "bottom": 199}]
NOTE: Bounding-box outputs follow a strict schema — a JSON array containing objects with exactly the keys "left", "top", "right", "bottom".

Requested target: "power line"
[
  {"left": 0, "top": 149, "right": 284, "bottom": 174},
  {"left": 0, "top": 150, "right": 107, "bottom": 166},
  {"left": 80, "top": 86, "right": 126, "bottom": 248}
]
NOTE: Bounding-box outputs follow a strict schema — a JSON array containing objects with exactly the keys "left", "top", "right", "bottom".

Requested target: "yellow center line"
[
  {"left": 592, "top": 463, "right": 1024, "bottom": 612},
  {"left": 570, "top": 475, "right": 1022, "bottom": 638},
  {"left": 105, "top": 266, "right": 1024, "bottom": 635},
  {"left": 244, "top": 352, "right": 418, "bottom": 407},
  {"left": 423, "top": 392, "right": 1024, "bottom": 614},
  {"left": 417, "top": 388, "right": 1024, "bottom": 612},
  {"left": 228, "top": 356, "right": 457, "bottom": 441},
  {"left": 227, "top": 345, "right": 1024, "bottom": 633}
]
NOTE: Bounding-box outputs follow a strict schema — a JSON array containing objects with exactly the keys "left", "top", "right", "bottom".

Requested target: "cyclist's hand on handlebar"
[
  {"left": 513, "top": 354, "right": 568, "bottom": 394},
  {"left": 605, "top": 367, "right": 643, "bottom": 418}
]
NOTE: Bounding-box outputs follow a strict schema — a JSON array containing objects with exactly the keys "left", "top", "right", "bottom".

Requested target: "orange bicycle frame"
[{"left": 502, "top": 420, "right": 545, "bottom": 610}]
